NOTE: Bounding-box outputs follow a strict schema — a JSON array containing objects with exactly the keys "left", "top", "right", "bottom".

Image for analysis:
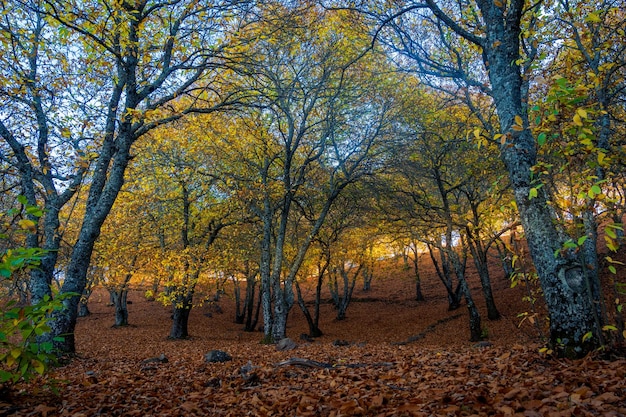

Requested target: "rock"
[
  {"left": 473, "top": 341, "right": 493, "bottom": 348},
  {"left": 240, "top": 360, "right": 255, "bottom": 376},
  {"left": 141, "top": 353, "right": 168, "bottom": 364},
  {"left": 300, "top": 333, "right": 314, "bottom": 342},
  {"left": 276, "top": 338, "right": 297, "bottom": 351},
  {"left": 204, "top": 350, "right": 232, "bottom": 363},
  {"left": 332, "top": 339, "right": 351, "bottom": 347}
]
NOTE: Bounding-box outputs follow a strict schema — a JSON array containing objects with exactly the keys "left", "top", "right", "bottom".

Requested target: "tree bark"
[{"left": 78, "top": 300, "right": 90, "bottom": 317}]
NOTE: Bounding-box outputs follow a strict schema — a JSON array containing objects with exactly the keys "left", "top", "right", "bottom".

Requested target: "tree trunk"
[
  {"left": 462, "top": 276, "right": 483, "bottom": 342},
  {"left": 328, "top": 268, "right": 339, "bottom": 309},
  {"left": 169, "top": 293, "right": 193, "bottom": 339},
  {"left": 78, "top": 300, "right": 91, "bottom": 317},
  {"left": 244, "top": 272, "right": 258, "bottom": 332},
  {"left": 448, "top": 246, "right": 482, "bottom": 342},
  {"left": 233, "top": 275, "right": 244, "bottom": 324},
  {"left": 581, "top": 210, "right": 605, "bottom": 328},
  {"left": 427, "top": 244, "right": 460, "bottom": 310},
  {"left": 409, "top": 246, "right": 425, "bottom": 301},
  {"left": 494, "top": 237, "right": 515, "bottom": 280},
  {"left": 271, "top": 287, "right": 290, "bottom": 341},
  {"left": 147, "top": 276, "right": 160, "bottom": 301},
  {"left": 478, "top": 0, "right": 598, "bottom": 355},
  {"left": 246, "top": 287, "right": 262, "bottom": 333},
  {"left": 295, "top": 280, "right": 323, "bottom": 337},
  {"left": 336, "top": 263, "right": 362, "bottom": 321},
  {"left": 260, "top": 197, "right": 274, "bottom": 343},
  {"left": 362, "top": 263, "right": 373, "bottom": 291},
  {"left": 111, "top": 289, "right": 129, "bottom": 327},
  {"left": 466, "top": 229, "right": 500, "bottom": 320}
]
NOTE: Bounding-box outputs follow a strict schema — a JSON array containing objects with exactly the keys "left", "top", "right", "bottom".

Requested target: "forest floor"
[{"left": 2, "top": 256, "right": 626, "bottom": 416}]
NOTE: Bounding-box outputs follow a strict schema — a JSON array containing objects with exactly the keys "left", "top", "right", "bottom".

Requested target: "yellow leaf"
[
  {"left": 512, "top": 124, "right": 524, "bottom": 131},
  {"left": 573, "top": 114, "right": 583, "bottom": 126},
  {"left": 32, "top": 359, "right": 45, "bottom": 375},
  {"left": 18, "top": 219, "right": 36, "bottom": 231},
  {"left": 473, "top": 128, "right": 481, "bottom": 140},
  {"left": 577, "top": 108, "right": 588, "bottom": 119},
  {"left": 585, "top": 12, "right": 601, "bottom": 23},
  {"left": 514, "top": 115, "right": 523, "bottom": 126}
]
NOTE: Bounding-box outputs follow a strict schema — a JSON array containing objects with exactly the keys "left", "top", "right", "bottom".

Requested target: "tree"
[
  {"left": 0, "top": 0, "right": 87, "bottom": 308},
  {"left": 116, "top": 122, "right": 238, "bottom": 339},
  {"left": 372, "top": 0, "right": 605, "bottom": 356},
  {"left": 92, "top": 197, "right": 145, "bottom": 327},
  {"left": 295, "top": 186, "right": 378, "bottom": 334},
  {"left": 376, "top": 90, "right": 493, "bottom": 340},
  {"left": 211, "top": 3, "right": 394, "bottom": 342},
  {"left": 0, "top": 0, "right": 252, "bottom": 353}
]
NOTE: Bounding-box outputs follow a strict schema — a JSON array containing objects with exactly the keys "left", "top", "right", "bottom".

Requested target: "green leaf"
[
  {"left": 537, "top": 132, "right": 547, "bottom": 146},
  {"left": 577, "top": 236, "right": 588, "bottom": 246},
  {"left": 609, "top": 265, "right": 617, "bottom": 274},
  {"left": 25, "top": 206, "right": 43, "bottom": 217},
  {"left": 606, "top": 228, "right": 617, "bottom": 239},
  {"left": 563, "top": 240, "right": 577, "bottom": 249},
  {"left": 0, "top": 370, "right": 13, "bottom": 383},
  {"left": 529, "top": 187, "right": 538, "bottom": 199},
  {"left": 582, "top": 331, "right": 593, "bottom": 342},
  {"left": 591, "top": 184, "right": 602, "bottom": 196}
]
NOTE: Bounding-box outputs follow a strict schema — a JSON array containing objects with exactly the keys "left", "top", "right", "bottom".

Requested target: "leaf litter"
[{"left": 2, "top": 262, "right": 625, "bottom": 416}]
